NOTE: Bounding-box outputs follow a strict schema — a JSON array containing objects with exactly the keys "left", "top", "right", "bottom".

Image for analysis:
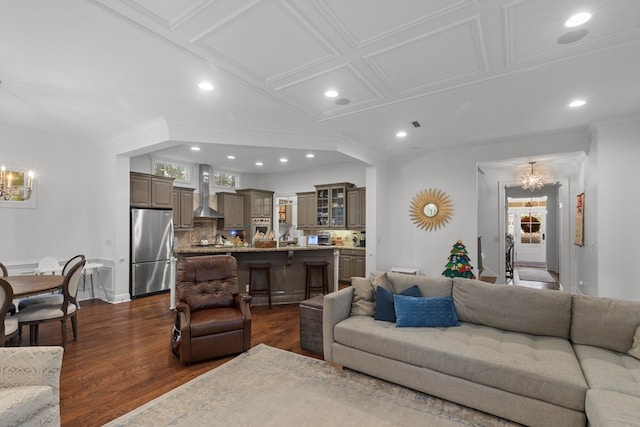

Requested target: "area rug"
[
  {"left": 517, "top": 267, "right": 557, "bottom": 284},
  {"left": 104, "top": 344, "right": 518, "bottom": 427}
]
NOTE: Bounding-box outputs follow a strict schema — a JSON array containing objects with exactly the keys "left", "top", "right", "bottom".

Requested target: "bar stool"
[
  {"left": 247, "top": 263, "right": 272, "bottom": 309},
  {"left": 305, "top": 261, "right": 329, "bottom": 299}
]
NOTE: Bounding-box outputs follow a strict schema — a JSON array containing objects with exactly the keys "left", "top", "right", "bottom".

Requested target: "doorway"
[
  {"left": 499, "top": 182, "right": 565, "bottom": 288},
  {"left": 508, "top": 197, "right": 547, "bottom": 266}
]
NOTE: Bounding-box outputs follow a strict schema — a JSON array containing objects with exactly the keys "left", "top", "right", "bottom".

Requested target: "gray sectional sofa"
[{"left": 323, "top": 272, "right": 640, "bottom": 427}]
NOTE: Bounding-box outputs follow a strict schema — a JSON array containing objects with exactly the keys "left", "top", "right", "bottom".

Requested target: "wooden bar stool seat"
[
  {"left": 247, "top": 263, "right": 272, "bottom": 309},
  {"left": 304, "top": 261, "right": 329, "bottom": 299}
]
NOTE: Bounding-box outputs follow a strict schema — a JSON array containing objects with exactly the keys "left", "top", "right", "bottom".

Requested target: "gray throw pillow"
[
  {"left": 369, "top": 272, "right": 393, "bottom": 292},
  {"left": 628, "top": 325, "right": 640, "bottom": 360},
  {"left": 350, "top": 277, "right": 375, "bottom": 316}
]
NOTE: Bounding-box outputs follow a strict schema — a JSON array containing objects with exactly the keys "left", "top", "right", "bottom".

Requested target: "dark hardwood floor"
[{"left": 22, "top": 293, "right": 319, "bottom": 427}]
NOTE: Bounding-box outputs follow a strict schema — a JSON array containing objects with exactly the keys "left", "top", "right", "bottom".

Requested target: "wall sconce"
[{"left": 0, "top": 165, "right": 34, "bottom": 201}]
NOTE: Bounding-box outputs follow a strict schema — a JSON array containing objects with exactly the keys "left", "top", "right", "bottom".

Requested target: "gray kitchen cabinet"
[
  {"left": 315, "top": 183, "right": 354, "bottom": 229},
  {"left": 217, "top": 192, "right": 244, "bottom": 230},
  {"left": 347, "top": 187, "right": 366, "bottom": 229},
  {"left": 172, "top": 186, "right": 194, "bottom": 229},
  {"left": 339, "top": 249, "right": 365, "bottom": 282},
  {"left": 130, "top": 172, "right": 174, "bottom": 208},
  {"left": 237, "top": 189, "right": 274, "bottom": 218},
  {"left": 296, "top": 192, "right": 316, "bottom": 229}
]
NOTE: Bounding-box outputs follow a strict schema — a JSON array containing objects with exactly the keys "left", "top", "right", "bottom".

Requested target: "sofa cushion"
[
  {"left": 452, "top": 278, "right": 572, "bottom": 338},
  {"left": 573, "top": 344, "right": 640, "bottom": 398},
  {"left": 387, "top": 273, "right": 453, "bottom": 297},
  {"left": 350, "top": 277, "right": 376, "bottom": 317},
  {"left": 585, "top": 389, "right": 640, "bottom": 427},
  {"left": 374, "top": 285, "right": 421, "bottom": 322},
  {"left": 394, "top": 295, "right": 460, "bottom": 328},
  {"left": 629, "top": 325, "right": 640, "bottom": 360},
  {"left": 571, "top": 294, "right": 640, "bottom": 354},
  {"left": 334, "top": 316, "right": 587, "bottom": 411}
]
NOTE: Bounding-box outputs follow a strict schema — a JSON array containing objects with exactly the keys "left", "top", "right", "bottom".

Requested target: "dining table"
[{"left": 4, "top": 275, "right": 65, "bottom": 298}]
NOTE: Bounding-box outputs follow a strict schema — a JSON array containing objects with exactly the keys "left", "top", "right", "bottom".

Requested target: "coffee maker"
[{"left": 360, "top": 231, "right": 366, "bottom": 247}]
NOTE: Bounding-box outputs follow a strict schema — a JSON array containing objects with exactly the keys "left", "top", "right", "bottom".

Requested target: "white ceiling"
[{"left": 1, "top": 0, "right": 639, "bottom": 174}]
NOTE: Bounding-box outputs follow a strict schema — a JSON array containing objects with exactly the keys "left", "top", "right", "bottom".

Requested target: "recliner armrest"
[
  {"left": 322, "top": 287, "right": 354, "bottom": 362},
  {"left": 234, "top": 294, "right": 253, "bottom": 319}
]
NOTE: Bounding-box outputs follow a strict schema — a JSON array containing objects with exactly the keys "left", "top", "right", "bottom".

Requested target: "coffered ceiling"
[{"left": 1, "top": 0, "right": 639, "bottom": 174}]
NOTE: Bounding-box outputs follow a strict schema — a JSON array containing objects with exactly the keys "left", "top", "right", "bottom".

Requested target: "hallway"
[{"left": 511, "top": 263, "right": 559, "bottom": 291}]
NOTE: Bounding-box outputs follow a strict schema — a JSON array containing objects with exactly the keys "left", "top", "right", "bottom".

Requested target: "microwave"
[{"left": 318, "top": 232, "right": 331, "bottom": 245}]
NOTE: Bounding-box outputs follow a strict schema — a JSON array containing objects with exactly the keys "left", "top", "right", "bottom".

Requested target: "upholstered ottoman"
[{"left": 299, "top": 295, "right": 324, "bottom": 355}]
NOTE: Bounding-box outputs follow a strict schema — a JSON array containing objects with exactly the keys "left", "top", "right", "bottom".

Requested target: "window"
[
  {"left": 213, "top": 171, "right": 239, "bottom": 189},
  {"left": 153, "top": 160, "right": 190, "bottom": 183}
]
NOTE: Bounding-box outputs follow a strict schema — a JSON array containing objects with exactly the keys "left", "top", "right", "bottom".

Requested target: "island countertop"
[{"left": 174, "top": 245, "right": 340, "bottom": 255}]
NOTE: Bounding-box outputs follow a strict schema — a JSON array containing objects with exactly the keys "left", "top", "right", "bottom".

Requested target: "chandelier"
[
  {"left": 521, "top": 162, "right": 544, "bottom": 192},
  {"left": 0, "top": 165, "right": 34, "bottom": 201}
]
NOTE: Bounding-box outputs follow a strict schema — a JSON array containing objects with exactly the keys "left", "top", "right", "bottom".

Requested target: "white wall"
[
  {"left": 387, "top": 150, "right": 479, "bottom": 276},
  {"left": 0, "top": 128, "right": 99, "bottom": 269},
  {"left": 257, "top": 164, "right": 366, "bottom": 194},
  {"left": 391, "top": 128, "right": 590, "bottom": 281},
  {"left": 592, "top": 118, "right": 640, "bottom": 300},
  {"left": 576, "top": 133, "right": 598, "bottom": 295}
]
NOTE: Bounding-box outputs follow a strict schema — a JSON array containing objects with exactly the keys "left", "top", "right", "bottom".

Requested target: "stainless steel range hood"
[{"left": 193, "top": 164, "right": 224, "bottom": 219}]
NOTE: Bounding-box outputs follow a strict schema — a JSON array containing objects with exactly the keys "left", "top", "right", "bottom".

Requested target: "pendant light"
[{"left": 521, "top": 162, "right": 544, "bottom": 192}]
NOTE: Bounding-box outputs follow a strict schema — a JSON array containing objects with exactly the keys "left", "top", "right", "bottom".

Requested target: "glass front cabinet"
[{"left": 315, "top": 183, "right": 354, "bottom": 229}]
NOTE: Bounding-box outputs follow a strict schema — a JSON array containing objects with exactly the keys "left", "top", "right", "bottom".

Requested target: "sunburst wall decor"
[{"left": 409, "top": 188, "right": 454, "bottom": 231}]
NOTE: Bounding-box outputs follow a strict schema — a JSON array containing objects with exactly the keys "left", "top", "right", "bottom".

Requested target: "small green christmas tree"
[{"left": 442, "top": 240, "right": 476, "bottom": 279}]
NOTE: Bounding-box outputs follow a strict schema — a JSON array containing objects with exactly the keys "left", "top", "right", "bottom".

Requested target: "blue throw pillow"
[
  {"left": 394, "top": 295, "right": 460, "bottom": 328},
  {"left": 374, "top": 285, "right": 421, "bottom": 322}
]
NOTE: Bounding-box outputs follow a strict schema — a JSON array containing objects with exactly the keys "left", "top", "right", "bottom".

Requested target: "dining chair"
[
  {"left": 0, "top": 262, "right": 16, "bottom": 316},
  {"left": 17, "top": 260, "right": 86, "bottom": 348},
  {"left": 0, "top": 279, "right": 18, "bottom": 346},
  {"left": 62, "top": 255, "right": 85, "bottom": 276},
  {"left": 36, "top": 257, "right": 61, "bottom": 275},
  {"left": 19, "top": 255, "right": 86, "bottom": 312}
]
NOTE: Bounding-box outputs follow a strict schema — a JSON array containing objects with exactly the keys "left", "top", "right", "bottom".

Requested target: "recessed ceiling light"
[
  {"left": 306, "top": 153, "right": 315, "bottom": 158},
  {"left": 190, "top": 146, "right": 201, "bottom": 151},
  {"left": 227, "top": 155, "right": 236, "bottom": 160},
  {"left": 255, "top": 162, "right": 263, "bottom": 166},
  {"left": 280, "top": 158, "right": 288, "bottom": 163},
  {"left": 565, "top": 12, "right": 592, "bottom": 28},
  {"left": 198, "top": 81, "right": 214, "bottom": 91},
  {"left": 569, "top": 99, "right": 587, "bottom": 108},
  {"left": 325, "top": 89, "right": 339, "bottom": 98},
  {"left": 396, "top": 131, "right": 407, "bottom": 138}
]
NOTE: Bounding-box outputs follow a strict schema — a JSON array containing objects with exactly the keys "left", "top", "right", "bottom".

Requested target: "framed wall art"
[{"left": 574, "top": 192, "right": 584, "bottom": 247}]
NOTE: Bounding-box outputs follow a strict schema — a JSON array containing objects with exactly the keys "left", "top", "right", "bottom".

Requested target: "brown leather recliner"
[{"left": 171, "top": 255, "right": 252, "bottom": 364}]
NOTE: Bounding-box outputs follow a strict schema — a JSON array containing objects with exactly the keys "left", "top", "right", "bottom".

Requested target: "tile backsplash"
[{"left": 174, "top": 221, "right": 217, "bottom": 247}]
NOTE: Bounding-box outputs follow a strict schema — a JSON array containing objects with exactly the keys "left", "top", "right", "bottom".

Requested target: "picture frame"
[{"left": 574, "top": 193, "right": 584, "bottom": 247}]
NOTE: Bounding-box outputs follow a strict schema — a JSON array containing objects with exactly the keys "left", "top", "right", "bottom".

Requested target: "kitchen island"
[{"left": 173, "top": 245, "right": 339, "bottom": 307}]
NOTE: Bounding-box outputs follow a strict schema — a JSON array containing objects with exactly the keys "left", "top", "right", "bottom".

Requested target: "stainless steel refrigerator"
[{"left": 130, "top": 208, "right": 174, "bottom": 298}]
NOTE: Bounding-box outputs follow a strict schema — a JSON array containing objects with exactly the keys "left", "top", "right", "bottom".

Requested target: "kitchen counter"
[
  {"left": 175, "top": 245, "right": 340, "bottom": 255},
  {"left": 174, "top": 245, "right": 339, "bottom": 306}
]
